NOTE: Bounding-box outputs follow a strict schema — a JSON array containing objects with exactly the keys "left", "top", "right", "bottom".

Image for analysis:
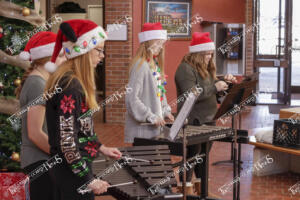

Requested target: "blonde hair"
[
  {"left": 45, "top": 51, "right": 98, "bottom": 109},
  {"left": 15, "top": 56, "right": 51, "bottom": 99},
  {"left": 183, "top": 52, "right": 217, "bottom": 80},
  {"left": 130, "top": 40, "right": 165, "bottom": 79}
]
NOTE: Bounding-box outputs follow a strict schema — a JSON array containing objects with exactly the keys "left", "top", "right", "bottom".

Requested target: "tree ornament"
[
  {"left": 11, "top": 33, "right": 22, "bottom": 51},
  {"left": 11, "top": 152, "right": 20, "bottom": 162},
  {"left": 0, "top": 26, "right": 3, "bottom": 39},
  {"left": 5, "top": 48, "right": 12, "bottom": 55},
  {"left": 14, "top": 77, "right": 21, "bottom": 86},
  {"left": 0, "top": 82, "right": 4, "bottom": 91},
  {"left": 6, "top": 26, "right": 13, "bottom": 33},
  {"left": 22, "top": 7, "right": 31, "bottom": 16}
]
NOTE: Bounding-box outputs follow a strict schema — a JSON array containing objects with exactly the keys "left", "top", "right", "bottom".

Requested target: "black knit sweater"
[{"left": 46, "top": 75, "right": 101, "bottom": 182}]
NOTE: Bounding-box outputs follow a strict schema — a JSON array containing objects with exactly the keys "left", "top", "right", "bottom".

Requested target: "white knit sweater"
[{"left": 124, "top": 59, "right": 171, "bottom": 143}]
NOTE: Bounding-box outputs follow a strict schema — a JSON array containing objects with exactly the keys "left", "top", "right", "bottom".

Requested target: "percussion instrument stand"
[
  {"left": 232, "top": 111, "right": 238, "bottom": 200},
  {"left": 179, "top": 118, "right": 213, "bottom": 200},
  {"left": 182, "top": 120, "right": 188, "bottom": 200},
  {"left": 212, "top": 113, "right": 243, "bottom": 167},
  {"left": 212, "top": 80, "right": 257, "bottom": 200}
]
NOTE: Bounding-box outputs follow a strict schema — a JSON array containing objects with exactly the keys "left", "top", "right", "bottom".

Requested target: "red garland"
[{"left": 60, "top": 95, "right": 76, "bottom": 114}]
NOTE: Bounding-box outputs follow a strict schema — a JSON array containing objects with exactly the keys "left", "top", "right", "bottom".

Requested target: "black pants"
[
  {"left": 24, "top": 160, "right": 60, "bottom": 200},
  {"left": 179, "top": 120, "right": 215, "bottom": 182},
  {"left": 49, "top": 161, "right": 95, "bottom": 200}
]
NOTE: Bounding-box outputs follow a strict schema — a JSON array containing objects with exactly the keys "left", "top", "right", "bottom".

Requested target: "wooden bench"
[
  {"left": 248, "top": 127, "right": 300, "bottom": 176},
  {"left": 249, "top": 136, "right": 300, "bottom": 156}
]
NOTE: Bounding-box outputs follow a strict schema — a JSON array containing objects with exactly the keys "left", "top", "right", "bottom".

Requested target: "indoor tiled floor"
[{"left": 94, "top": 105, "right": 300, "bottom": 200}]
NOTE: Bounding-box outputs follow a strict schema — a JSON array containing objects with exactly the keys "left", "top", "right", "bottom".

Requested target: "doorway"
[
  {"left": 254, "top": 0, "right": 293, "bottom": 105},
  {"left": 290, "top": 0, "right": 300, "bottom": 105}
]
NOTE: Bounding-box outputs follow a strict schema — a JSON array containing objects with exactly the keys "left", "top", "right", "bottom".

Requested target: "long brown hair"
[
  {"left": 15, "top": 57, "right": 51, "bottom": 99},
  {"left": 130, "top": 40, "right": 165, "bottom": 79},
  {"left": 183, "top": 52, "right": 217, "bottom": 80},
  {"left": 44, "top": 51, "right": 98, "bottom": 109}
]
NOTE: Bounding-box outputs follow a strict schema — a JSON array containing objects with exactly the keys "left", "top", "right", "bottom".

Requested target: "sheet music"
[{"left": 169, "top": 92, "right": 198, "bottom": 141}]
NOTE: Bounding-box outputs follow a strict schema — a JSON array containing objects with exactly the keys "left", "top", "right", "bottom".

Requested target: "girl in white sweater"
[{"left": 125, "top": 22, "right": 174, "bottom": 143}]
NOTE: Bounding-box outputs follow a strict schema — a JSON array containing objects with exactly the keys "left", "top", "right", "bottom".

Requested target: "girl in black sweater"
[{"left": 44, "top": 19, "right": 122, "bottom": 200}]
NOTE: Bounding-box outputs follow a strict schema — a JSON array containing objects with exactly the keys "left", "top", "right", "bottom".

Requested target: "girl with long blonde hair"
[
  {"left": 44, "top": 19, "right": 121, "bottom": 200},
  {"left": 125, "top": 22, "right": 174, "bottom": 143}
]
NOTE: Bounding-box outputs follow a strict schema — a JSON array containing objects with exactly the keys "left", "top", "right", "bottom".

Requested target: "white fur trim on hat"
[
  {"left": 19, "top": 51, "right": 30, "bottom": 61},
  {"left": 189, "top": 42, "right": 215, "bottom": 53},
  {"left": 30, "top": 43, "right": 55, "bottom": 60},
  {"left": 138, "top": 30, "right": 167, "bottom": 43},
  {"left": 63, "top": 26, "right": 107, "bottom": 59},
  {"left": 44, "top": 61, "right": 57, "bottom": 73}
]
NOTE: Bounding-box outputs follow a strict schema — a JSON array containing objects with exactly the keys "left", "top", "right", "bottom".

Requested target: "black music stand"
[
  {"left": 213, "top": 80, "right": 257, "bottom": 165},
  {"left": 168, "top": 89, "right": 201, "bottom": 200},
  {"left": 165, "top": 88, "right": 222, "bottom": 200},
  {"left": 140, "top": 88, "right": 203, "bottom": 200},
  {"left": 212, "top": 80, "right": 257, "bottom": 200}
]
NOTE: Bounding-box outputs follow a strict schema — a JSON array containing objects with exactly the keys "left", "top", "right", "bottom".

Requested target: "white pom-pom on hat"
[
  {"left": 19, "top": 51, "right": 30, "bottom": 61},
  {"left": 44, "top": 61, "right": 57, "bottom": 73}
]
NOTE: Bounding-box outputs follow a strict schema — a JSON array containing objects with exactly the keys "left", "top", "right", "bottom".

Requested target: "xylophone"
[
  {"left": 133, "top": 125, "right": 233, "bottom": 199},
  {"left": 175, "top": 125, "right": 233, "bottom": 145},
  {"left": 134, "top": 125, "right": 233, "bottom": 155},
  {"left": 91, "top": 145, "right": 183, "bottom": 200}
]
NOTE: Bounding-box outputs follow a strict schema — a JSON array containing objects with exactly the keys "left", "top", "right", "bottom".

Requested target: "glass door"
[
  {"left": 254, "top": 0, "right": 290, "bottom": 104},
  {"left": 290, "top": 0, "right": 300, "bottom": 105}
]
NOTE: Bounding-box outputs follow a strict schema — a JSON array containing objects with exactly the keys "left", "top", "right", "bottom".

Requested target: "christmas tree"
[{"left": 0, "top": 0, "right": 44, "bottom": 171}]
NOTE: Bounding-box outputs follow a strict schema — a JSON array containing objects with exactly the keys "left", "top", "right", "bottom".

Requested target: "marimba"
[
  {"left": 133, "top": 125, "right": 233, "bottom": 199},
  {"left": 92, "top": 145, "right": 183, "bottom": 200},
  {"left": 134, "top": 125, "right": 233, "bottom": 155}
]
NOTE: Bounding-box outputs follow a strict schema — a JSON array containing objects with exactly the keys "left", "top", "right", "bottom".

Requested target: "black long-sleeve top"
[{"left": 46, "top": 75, "right": 101, "bottom": 182}]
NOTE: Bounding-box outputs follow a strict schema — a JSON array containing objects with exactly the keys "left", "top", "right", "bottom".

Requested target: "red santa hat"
[
  {"left": 189, "top": 32, "right": 215, "bottom": 53},
  {"left": 45, "top": 19, "right": 108, "bottom": 73},
  {"left": 138, "top": 22, "right": 167, "bottom": 43},
  {"left": 19, "top": 31, "right": 57, "bottom": 61}
]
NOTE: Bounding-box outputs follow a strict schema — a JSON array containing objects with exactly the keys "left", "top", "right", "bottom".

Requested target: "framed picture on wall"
[{"left": 143, "top": 0, "right": 192, "bottom": 40}]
